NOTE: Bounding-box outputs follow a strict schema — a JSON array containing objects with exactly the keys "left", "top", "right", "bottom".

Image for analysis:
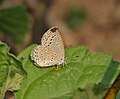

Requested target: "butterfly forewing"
[{"left": 41, "top": 27, "right": 65, "bottom": 65}]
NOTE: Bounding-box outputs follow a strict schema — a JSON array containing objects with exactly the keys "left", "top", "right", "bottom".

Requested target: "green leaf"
[
  {"left": 0, "top": 5, "right": 28, "bottom": 43},
  {"left": 116, "top": 90, "right": 120, "bottom": 99},
  {"left": 52, "top": 84, "right": 107, "bottom": 99},
  {"left": 55, "top": 84, "right": 106, "bottom": 99},
  {"left": 15, "top": 45, "right": 120, "bottom": 99},
  {"left": 0, "top": 42, "right": 26, "bottom": 99}
]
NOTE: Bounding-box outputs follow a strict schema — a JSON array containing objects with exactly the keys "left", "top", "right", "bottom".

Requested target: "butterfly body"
[{"left": 30, "top": 27, "right": 65, "bottom": 67}]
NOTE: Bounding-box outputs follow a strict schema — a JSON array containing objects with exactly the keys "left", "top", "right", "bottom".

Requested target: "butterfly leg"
[
  {"left": 54, "top": 65, "right": 61, "bottom": 70},
  {"left": 34, "top": 62, "right": 39, "bottom": 67},
  {"left": 64, "top": 57, "right": 69, "bottom": 67},
  {"left": 64, "top": 57, "right": 72, "bottom": 69}
]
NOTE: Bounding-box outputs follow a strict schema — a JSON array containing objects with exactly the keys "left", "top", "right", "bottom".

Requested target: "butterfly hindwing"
[{"left": 31, "top": 45, "right": 59, "bottom": 67}]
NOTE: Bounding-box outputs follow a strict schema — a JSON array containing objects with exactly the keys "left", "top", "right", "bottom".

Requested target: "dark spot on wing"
[
  {"left": 50, "top": 28, "right": 58, "bottom": 32},
  {"left": 49, "top": 42, "right": 52, "bottom": 45}
]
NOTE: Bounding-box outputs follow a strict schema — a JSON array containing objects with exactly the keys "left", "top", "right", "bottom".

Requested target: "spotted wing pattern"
[{"left": 30, "top": 27, "right": 65, "bottom": 67}]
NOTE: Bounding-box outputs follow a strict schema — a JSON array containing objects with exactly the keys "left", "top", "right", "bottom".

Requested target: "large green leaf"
[
  {"left": 0, "top": 42, "right": 26, "bottom": 99},
  {"left": 0, "top": 5, "right": 28, "bottom": 43},
  {"left": 15, "top": 44, "right": 120, "bottom": 99}
]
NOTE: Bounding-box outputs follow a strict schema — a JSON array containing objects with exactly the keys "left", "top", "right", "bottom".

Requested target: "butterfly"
[{"left": 30, "top": 27, "right": 65, "bottom": 67}]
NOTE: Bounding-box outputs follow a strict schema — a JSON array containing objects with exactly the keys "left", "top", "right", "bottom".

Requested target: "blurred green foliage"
[
  {"left": 64, "top": 8, "right": 86, "bottom": 30},
  {"left": 0, "top": 42, "right": 26, "bottom": 99},
  {"left": 0, "top": 5, "right": 28, "bottom": 43}
]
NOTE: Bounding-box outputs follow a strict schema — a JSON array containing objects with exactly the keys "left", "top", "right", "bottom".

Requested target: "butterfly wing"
[
  {"left": 41, "top": 27, "right": 65, "bottom": 65},
  {"left": 30, "top": 45, "right": 59, "bottom": 67}
]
